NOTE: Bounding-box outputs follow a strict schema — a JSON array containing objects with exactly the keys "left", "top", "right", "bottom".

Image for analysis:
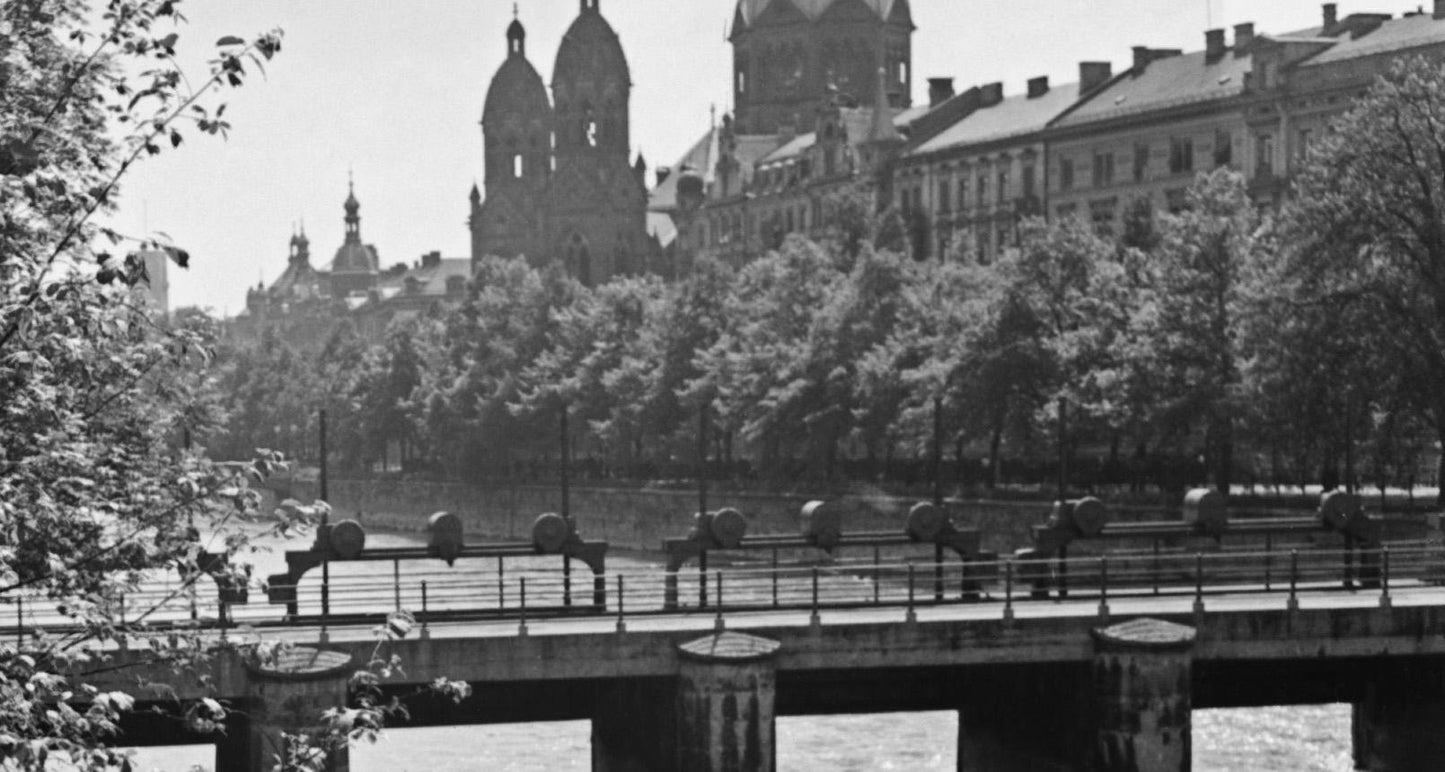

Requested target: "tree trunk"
[{"left": 988, "top": 424, "right": 1004, "bottom": 490}]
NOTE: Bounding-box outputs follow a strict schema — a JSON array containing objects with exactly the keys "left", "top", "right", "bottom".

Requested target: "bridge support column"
[
  {"left": 1352, "top": 663, "right": 1445, "bottom": 770},
  {"left": 224, "top": 646, "right": 354, "bottom": 772},
  {"left": 676, "top": 631, "right": 781, "bottom": 772},
  {"left": 1091, "top": 618, "right": 1196, "bottom": 772}
]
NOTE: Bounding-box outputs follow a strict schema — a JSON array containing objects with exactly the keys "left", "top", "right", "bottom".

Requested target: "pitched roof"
[
  {"left": 909, "top": 83, "right": 1081, "bottom": 156},
  {"left": 371, "top": 257, "right": 471, "bottom": 303},
  {"left": 1302, "top": 13, "right": 1445, "bottom": 66},
  {"left": 1053, "top": 49, "right": 1252, "bottom": 129}
]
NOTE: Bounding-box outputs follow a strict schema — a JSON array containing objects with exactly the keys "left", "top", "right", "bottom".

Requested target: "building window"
[
  {"left": 1060, "top": 159, "right": 1075, "bottom": 191},
  {"left": 737, "top": 70, "right": 746, "bottom": 94},
  {"left": 1022, "top": 165, "right": 1036, "bottom": 200},
  {"left": 899, "top": 60, "right": 909, "bottom": 84},
  {"left": 938, "top": 181, "right": 951, "bottom": 213},
  {"left": 513, "top": 154, "right": 524, "bottom": 178},
  {"left": 1056, "top": 203, "right": 1078, "bottom": 219},
  {"left": 1213, "top": 130, "right": 1233, "bottom": 167},
  {"left": 975, "top": 228, "right": 990, "bottom": 264},
  {"left": 977, "top": 174, "right": 988, "bottom": 203},
  {"left": 912, "top": 187, "right": 923, "bottom": 213},
  {"left": 1297, "top": 128, "right": 1312, "bottom": 158},
  {"left": 1133, "top": 143, "right": 1149, "bottom": 182},
  {"left": 997, "top": 171, "right": 1009, "bottom": 204},
  {"left": 1092, "top": 152, "right": 1115, "bottom": 187},
  {"left": 1169, "top": 137, "right": 1194, "bottom": 174},
  {"left": 958, "top": 179, "right": 968, "bottom": 211},
  {"left": 1256, "top": 133, "right": 1275, "bottom": 175}
]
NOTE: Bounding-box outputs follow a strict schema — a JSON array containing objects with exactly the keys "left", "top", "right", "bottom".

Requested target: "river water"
[{"left": 124, "top": 529, "right": 1355, "bottom": 770}]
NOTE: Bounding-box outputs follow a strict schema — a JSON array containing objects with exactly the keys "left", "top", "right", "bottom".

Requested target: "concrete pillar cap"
[
  {"left": 1091, "top": 618, "right": 1197, "bottom": 652},
  {"left": 678, "top": 631, "right": 782, "bottom": 663},
  {"left": 244, "top": 646, "right": 354, "bottom": 681}
]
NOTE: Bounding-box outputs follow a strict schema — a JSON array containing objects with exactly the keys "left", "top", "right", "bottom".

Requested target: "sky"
[{"left": 109, "top": 0, "right": 1391, "bottom": 315}]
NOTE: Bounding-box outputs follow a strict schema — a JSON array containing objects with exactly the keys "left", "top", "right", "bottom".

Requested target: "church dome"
[
  {"left": 735, "top": 0, "right": 904, "bottom": 27},
  {"left": 484, "top": 52, "right": 549, "bottom": 124},
  {"left": 553, "top": 1, "right": 629, "bottom": 89}
]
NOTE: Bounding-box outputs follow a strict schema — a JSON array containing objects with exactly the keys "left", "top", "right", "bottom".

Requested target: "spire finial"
[{"left": 513, "top": 1, "right": 518, "bottom": 18}]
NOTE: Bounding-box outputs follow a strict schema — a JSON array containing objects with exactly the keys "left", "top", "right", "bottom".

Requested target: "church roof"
[
  {"left": 484, "top": 54, "right": 550, "bottom": 123},
  {"left": 331, "top": 241, "right": 379, "bottom": 275},
  {"left": 554, "top": 3, "right": 630, "bottom": 88},
  {"left": 736, "top": 0, "right": 904, "bottom": 27},
  {"left": 650, "top": 125, "right": 720, "bottom": 212}
]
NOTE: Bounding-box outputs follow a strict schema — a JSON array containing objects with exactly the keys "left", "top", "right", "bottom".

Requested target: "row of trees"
[{"left": 216, "top": 60, "right": 1445, "bottom": 500}]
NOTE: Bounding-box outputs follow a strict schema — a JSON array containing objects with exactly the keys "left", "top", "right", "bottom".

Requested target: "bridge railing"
[{"left": 2, "top": 543, "right": 1442, "bottom": 638}]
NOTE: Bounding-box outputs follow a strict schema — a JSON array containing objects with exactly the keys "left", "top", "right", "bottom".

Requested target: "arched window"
[{"left": 736, "top": 70, "right": 746, "bottom": 94}]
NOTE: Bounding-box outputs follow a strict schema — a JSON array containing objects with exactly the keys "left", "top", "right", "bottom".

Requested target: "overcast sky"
[{"left": 110, "top": 0, "right": 1384, "bottom": 314}]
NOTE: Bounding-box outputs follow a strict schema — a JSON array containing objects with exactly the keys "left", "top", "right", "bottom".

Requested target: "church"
[{"left": 470, "top": 0, "right": 660, "bottom": 285}]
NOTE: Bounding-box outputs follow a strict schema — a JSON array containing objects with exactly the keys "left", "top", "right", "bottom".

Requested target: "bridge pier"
[
  {"left": 956, "top": 618, "right": 1195, "bottom": 771},
  {"left": 1352, "top": 661, "right": 1445, "bottom": 770},
  {"left": 218, "top": 647, "right": 355, "bottom": 772},
  {"left": 1091, "top": 618, "right": 1195, "bottom": 772},
  {"left": 593, "top": 632, "right": 780, "bottom": 771}
]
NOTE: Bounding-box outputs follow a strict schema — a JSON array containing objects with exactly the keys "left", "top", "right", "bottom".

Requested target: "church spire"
[
  {"left": 343, "top": 173, "right": 361, "bottom": 244},
  {"left": 506, "top": 3, "right": 526, "bottom": 57}
]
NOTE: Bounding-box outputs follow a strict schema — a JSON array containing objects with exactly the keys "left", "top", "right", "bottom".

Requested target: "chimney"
[
  {"left": 1234, "top": 22, "right": 1255, "bottom": 54},
  {"left": 1080, "top": 61, "right": 1114, "bottom": 93},
  {"left": 980, "top": 81, "right": 1004, "bottom": 106},
  {"left": 655, "top": 166, "right": 672, "bottom": 187},
  {"left": 928, "top": 77, "right": 956, "bottom": 108},
  {"left": 1205, "top": 28, "right": 1226, "bottom": 60},
  {"left": 1027, "top": 75, "right": 1050, "bottom": 98},
  {"left": 422, "top": 250, "right": 441, "bottom": 269},
  {"left": 1323, "top": 3, "right": 1338, "bottom": 28},
  {"left": 1436, "top": 0, "right": 1445, "bottom": 19}
]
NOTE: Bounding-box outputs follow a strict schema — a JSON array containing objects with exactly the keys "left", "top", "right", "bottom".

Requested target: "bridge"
[{"left": 25, "top": 490, "right": 1445, "bottom": 771}]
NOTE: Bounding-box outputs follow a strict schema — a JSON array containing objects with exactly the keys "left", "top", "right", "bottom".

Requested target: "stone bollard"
[
  {"left": 1091, "top": 618, "right": 1196, "bottom": 772},
  {"left": 238, "top": 647, "right": 354, "bottom": 772},
  {"left": 676, "top": 631, "right": 781, "bottom": 772}
]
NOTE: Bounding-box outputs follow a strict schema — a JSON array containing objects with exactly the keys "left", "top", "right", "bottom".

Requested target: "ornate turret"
[{"left": 330, "top": 178, "right": 380, "bottom": 297}]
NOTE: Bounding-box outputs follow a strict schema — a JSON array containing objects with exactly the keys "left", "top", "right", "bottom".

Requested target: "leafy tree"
[
  {"left": 1276, "top": 55, "right": 1445, "bottom": 499},
  {"left": 1124, "top": 170, "right": 1263, "bottom": 493}
]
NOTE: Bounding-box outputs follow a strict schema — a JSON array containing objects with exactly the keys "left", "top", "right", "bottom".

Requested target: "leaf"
[{"left": 216, "top": 35, "right": 245, "bottom": 46}]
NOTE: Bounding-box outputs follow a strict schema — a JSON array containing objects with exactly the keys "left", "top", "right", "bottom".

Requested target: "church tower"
[
  {"left": 330, "top": 180, "right": 380, "bottom": 298},
  {"left": 473, "top": 11, "right": 553, "bottom": 269},
  {"left": 731, "top": 0, "right": 915, "bottom": 134},
  {"left": 548, "top": 0, "right": 648, "bottom": 285}
]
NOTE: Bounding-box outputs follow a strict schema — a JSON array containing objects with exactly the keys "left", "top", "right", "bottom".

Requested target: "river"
[{"left": 122, "top": 528, "right": 1355, "bottom": 770}]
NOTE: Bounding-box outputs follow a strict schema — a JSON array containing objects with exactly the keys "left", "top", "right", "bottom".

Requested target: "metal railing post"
[
  {"left": 1264, "top": 534, "right": 1273, "bottom": 591},
  {"left": 1098, "top": 556, "right": 1110, "bottom": 621},
  {"left": 498, "top": 558, "right": 504, "bottom": 609},
  {"left": 1193, "top": 552, "right": 1205, "bottom": 615},
  {"left": 873, "top": 547, "right": 881, "bottom": 605},
  {"left": 1288, "top": 549, "right": 1300, "bottom": 612},
  {"left": 1003, "top": 559, "right": 1014, "bottom": 623},
  {"left": 772, "top": 551, "right": 780, "bottom": 609},
  {"left": 518, "top": 577, "right": 528, "bottom": 637},
  {"left": 420, "top": 580, "right": 430, "bottom": 639},
  {"left": 393, "top": 559, "right": 401, "bottom": 612},
  {"left": 616, "top": 574, "right": 626, "bottom": 633},
  {"left": 714, "top": 571, "right": 725, "bottom": 631},
  {"left": 810, "top": 567, "right": 821, "bottom": 628},
  {"left": 906, "top": 563, "right": 917, "bottom": 623},
  {"left": 1380, "top": 547, "right": 1392, "bottom": 609}
]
